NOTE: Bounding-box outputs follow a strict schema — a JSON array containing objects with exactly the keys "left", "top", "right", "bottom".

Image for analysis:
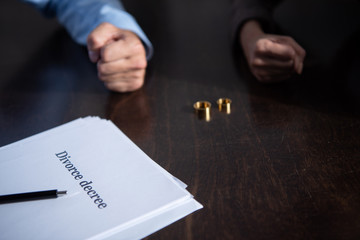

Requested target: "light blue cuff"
[{"left": 84, "top": 5, "right": 154, "bottom": 60}]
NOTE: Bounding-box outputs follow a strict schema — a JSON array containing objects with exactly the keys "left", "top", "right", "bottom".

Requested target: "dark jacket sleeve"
[{"left": 231, "top": 0, "right": 282, "bottom": 45}]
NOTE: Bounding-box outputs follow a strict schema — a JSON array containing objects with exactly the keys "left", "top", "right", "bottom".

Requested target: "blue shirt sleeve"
[{"left": 22, "top": 0, "right": 153, "bottom": 59}]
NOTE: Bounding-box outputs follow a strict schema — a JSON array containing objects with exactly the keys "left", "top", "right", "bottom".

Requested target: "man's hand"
[
  {"left": 239, "top": 20, "right": 306, "bottom": 83},
  {"left": 87, "top": 22, "right": 147, "bottom": 92}
]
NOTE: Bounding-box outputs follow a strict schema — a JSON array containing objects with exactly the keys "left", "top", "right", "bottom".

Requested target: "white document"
[{"left": 0, "top": 117, "right": 202, "bottom": 240}]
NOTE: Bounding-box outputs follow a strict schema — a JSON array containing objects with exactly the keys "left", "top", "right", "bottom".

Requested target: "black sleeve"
[{"left": 231, "top": 0, "right": 282, "bottom": 44}]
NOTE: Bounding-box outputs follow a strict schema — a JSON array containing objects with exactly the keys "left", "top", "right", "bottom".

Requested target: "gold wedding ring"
[
  {"left": 217, "top": 98, "right": 232, "bottom": 114},
  {"left": 193, "top": 101, "right": 211, "bottom": 122}
]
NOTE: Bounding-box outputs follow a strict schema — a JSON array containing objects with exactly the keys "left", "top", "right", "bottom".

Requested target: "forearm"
[
  {"left": 239, "top": 20, "right": 264, "bottom": 51},
  {"left": 231, "top": 0, "right": 281, "bottom": 45},
  {"left": 22, "top": 0, "right": 153, "bottom": 59}
]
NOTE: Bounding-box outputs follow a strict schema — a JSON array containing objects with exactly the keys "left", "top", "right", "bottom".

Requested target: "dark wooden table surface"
[{"left": 1, "top": 1, "right": 360, "bottom": 239}]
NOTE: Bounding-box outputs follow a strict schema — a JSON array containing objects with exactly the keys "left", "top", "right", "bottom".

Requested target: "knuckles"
[
  {"left": 254, "top": 39, "right": 270, "bottom": 55},
  {"left": 251, "top": 57, "right": 265, "bottom": 67},
  {"left": 96, "top": 58, "right": 147, "bottom": 77},
  {"left": 100, "top": 47, "right": 114, "bottom": 62},
  {"left": 132, "top": 58, "right": 147, "bottom": 69},
  {"left": 97, "top": 63, "right": 110, "bottom": 76}
]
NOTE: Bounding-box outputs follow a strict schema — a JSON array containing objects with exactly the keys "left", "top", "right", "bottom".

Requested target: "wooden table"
[{"left": 1, "top": 1, "right": 360, "bottom": 239}]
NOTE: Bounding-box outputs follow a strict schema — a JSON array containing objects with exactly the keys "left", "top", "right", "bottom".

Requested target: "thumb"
[
  {"left": 86, "top": 23, "right": 120, "bottom": 63},
  {"left": 88, "top": 50, "right": 100, "bottom": 63}
]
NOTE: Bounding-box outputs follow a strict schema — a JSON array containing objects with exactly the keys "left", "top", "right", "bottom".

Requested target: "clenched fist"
[
  {"left": 240, "top": 20, "right": 306, "bottom": 83},
  {"left": 87, "top": 22, "right": 148, "bottom": 92}
]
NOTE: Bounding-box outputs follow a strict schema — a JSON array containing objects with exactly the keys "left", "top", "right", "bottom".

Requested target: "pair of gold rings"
[{"left": 193, "top": 98, "right": 232, "bottom": 121}]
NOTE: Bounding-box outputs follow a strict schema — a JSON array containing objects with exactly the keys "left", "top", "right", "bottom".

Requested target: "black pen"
[{"left": 0, "top": 189, "right": 67, "bottom": 204}]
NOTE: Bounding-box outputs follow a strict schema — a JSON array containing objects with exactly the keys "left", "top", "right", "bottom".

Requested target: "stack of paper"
[{"left": 0, "top": 117, "right": 202, "bottom": 240}]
